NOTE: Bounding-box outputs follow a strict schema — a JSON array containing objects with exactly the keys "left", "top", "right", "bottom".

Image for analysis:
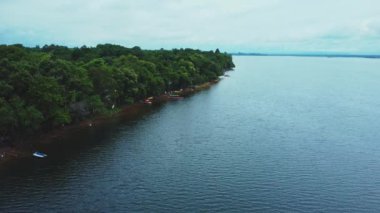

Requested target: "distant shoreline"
[{"left": 231, "top": 53, "right": 380, "bottom": 59}]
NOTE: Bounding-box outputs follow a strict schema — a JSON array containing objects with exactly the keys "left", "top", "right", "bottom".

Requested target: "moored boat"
[
  {"left": 143, "top": 98, "right": 153, "bottom": 104},
  {"left": 33, "top": 151, "right": 47, "bottom": 158}
]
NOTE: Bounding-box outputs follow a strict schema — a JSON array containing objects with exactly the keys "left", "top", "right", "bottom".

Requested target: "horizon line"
[{"left": 231, "top": 52, "right": 380, "bottom": 58}]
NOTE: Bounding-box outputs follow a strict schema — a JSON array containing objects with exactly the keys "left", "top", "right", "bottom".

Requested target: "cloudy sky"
[{"left": 1, "top": 0, "right": 380, "bottom": 53}]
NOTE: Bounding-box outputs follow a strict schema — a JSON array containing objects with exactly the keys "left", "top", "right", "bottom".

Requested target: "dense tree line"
[{"left": 0, "top": 44, "right": 234, "bottom": 143}]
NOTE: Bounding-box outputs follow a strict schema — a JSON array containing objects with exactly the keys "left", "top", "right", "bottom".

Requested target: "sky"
[{"left": 0, "top": 0, "right": 380, "bottom": 53}]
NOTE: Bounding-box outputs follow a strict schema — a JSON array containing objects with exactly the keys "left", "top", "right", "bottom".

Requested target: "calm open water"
[{"left": 1, "top": 56, "right": 380, "bottom": 212}]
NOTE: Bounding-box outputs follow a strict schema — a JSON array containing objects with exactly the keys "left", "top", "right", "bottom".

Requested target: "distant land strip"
[{"left": 232, "top": 52, "right": 380, "bottom": 59}]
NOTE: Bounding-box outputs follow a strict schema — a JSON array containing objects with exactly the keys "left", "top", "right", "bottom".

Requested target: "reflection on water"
[{"left": 1, "top": 56, "right": 380, "bottom": 212}]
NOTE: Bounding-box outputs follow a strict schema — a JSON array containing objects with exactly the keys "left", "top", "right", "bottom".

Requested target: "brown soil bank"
[{"left": 0, "top": 79, "right": 222, "bottom": 169}]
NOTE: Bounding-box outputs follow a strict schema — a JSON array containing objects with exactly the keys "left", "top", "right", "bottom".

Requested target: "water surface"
[{"left": 1, "top": 56, "right": 380, "bottom": 212}]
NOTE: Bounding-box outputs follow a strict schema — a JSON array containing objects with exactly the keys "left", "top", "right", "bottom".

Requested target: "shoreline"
[{"left": 0, "top": 79, "right": 221, "bottom": 169}]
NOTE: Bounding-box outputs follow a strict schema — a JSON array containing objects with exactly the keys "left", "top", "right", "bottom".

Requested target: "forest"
[{"left": 0, "top": 44, "right": 234, "bottom": 144}]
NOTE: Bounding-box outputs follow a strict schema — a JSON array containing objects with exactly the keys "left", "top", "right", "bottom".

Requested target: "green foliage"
[
  {"left": 86, "top": 95, "right": 106, "bottom": 114},
  {"left": 0, "top": 97, "right": 44, "bottom": 136},
  {"left": 0, "top": 98, "right": 17, "bottom": 136},
  {"left": 0, "top": 44, "right": 234, "bottom": 142},
  {"left": 9, "top": 97, "right": 44, "bottom": 131}
]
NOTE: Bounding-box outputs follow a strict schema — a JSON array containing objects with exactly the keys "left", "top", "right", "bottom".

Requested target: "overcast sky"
[{"left": 1, "top": 0, "right": 380, "bottom": 53}]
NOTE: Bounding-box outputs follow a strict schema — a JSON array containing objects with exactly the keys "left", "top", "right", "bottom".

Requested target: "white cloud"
[{"left": 0, "top": 0, "right": 380, "bottom": 53}]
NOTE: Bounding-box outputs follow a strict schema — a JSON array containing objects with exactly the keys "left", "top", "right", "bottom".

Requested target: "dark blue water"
[{"left": 1, "top": 56, "right": 380, "bottom": 212}]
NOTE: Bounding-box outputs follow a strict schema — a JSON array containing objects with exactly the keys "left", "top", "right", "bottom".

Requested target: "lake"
[{"left": 1, "top": 56, "right": 380, "bottom": 212}]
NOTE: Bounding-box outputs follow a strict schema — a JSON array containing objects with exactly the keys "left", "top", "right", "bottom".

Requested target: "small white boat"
[{"left": 33, "top": 151, "right": 47, "bottom": 158}]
